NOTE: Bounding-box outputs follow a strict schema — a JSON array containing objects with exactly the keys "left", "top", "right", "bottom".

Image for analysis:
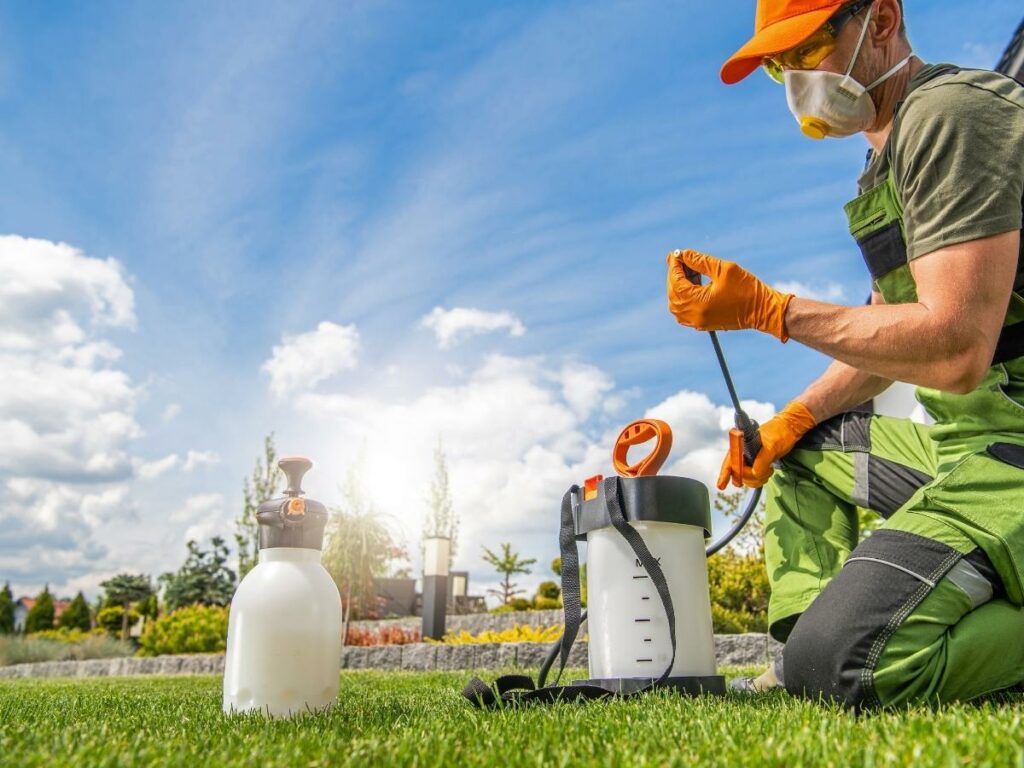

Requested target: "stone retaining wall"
[{"left": 0, "top": 634, "right": 780, "bottom": 680}]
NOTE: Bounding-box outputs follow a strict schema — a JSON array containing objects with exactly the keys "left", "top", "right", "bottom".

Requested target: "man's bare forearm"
[
  {"left": 783, "top": 232, "right": 1019, "bottom": 394},
  {"left": 795, "top": 360, "right": 893, "bottom": 423},
  {"left": 784, "top": 297, "right": 986, "bottom": 394}
]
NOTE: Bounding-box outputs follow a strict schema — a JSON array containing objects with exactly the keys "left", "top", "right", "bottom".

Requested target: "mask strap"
[
  {"left": 866, "top": 54, "right": 913, "bottom": 91},
  {"left": 844, "top": 4, "right": 874, "bottom": 77}
]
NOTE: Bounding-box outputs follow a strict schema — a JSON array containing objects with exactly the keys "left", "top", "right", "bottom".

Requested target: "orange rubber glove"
[
  {"left": 666, "top": 249, "right": 794, "bottom": 342},
  {"left": 717, "top": 401, "right": 817, "bottom": 490}
]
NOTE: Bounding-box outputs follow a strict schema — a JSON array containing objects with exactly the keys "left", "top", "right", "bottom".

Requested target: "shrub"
[
  {"left": 0, "top": 633, "right": 133, "bottom": 666},
  {"left": 535, "top": 581, "right": 560, "bottom": 600},
  {"left": 96, "top": 606, "right": 140, "bottom": 636},
  {"left": 32, "top": 627, "right": 104, "bottom": 643},
  {"left": 706, "top": 549, "right": 770, "bottom": 633},
  {"left": 532, "top": 596, "right": 561, "bottom": 610},
  {"left": 507, "top": 598, "right": 532, "bottom": 611},
  {"left": 431, "top": 624, "right": 566, "bottom": 644},
  {"left": 343, "top": 625, "right": 421, "bottom": 647},
  {"left": 138, "top": 605, "right": 228, "bottom": 657}
]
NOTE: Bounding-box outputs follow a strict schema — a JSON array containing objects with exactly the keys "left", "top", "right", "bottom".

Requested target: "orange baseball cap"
[{"left": 720, "top": 0, "right": 848, "bottom": 85}]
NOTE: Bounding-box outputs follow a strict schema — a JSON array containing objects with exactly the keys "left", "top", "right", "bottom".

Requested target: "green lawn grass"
[{"left": 1, "top": 668, "right": 1022, "bottom": 767}]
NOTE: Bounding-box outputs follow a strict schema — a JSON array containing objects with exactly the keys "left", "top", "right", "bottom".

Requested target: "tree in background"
[
  {"left": 160, "top": 537, "right": 237, "bottom": 612},
  {"left": 482, "top": 543, "right": 536, "bottom": 605},
  {"left": 322, "top": 465, "right": 400, "bottom": 633},
  {"left": 422, "top": 440, "right": 458, "bottom": 568},
  {"left": 24, "top": 586, "right": 55, "bottom": 634},
  {"left": 137, "top": 593, "right": 159, "bottom": 621},
  {"left": 0, "top": 582, "right": 14, "bottom": 634},
  {"left": 100, "top": 574, "right": 154, "bottom": 640},
  {"left": 236, "top": 434, "right": 280, "bottom": 580},
  {"left": 714, "top": 489, "right": 766, "bottom": 555},
  {"left": 707, "top": 490, "right": 770, "bottom": 633},
  {"left": 58, "top": 591, "right": 92, "bottom": 631}
]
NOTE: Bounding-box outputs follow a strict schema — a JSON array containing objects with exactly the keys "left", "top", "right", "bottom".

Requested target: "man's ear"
[{"left": 870, "top": 0, "right": 904, "bottom": 45}]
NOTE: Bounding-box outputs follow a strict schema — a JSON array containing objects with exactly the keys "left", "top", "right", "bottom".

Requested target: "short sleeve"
[{"left": 892, "top": 78, "right": 1024, "bottom": 261}]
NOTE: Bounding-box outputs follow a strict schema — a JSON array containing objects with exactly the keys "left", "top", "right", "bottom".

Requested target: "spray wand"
[{"left": 681, "top": 265, "right": 763, "bottom": 556}]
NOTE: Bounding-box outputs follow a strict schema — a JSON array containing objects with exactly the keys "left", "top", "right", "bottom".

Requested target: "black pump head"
[{"left": 255, "top": 457, "right": 329, "bottom": 551}]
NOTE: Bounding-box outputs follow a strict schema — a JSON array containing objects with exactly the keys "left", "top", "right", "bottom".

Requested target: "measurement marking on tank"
[
  {"left": 636, "top": 658, "right": 653, "bottom": 663},
  {"left": 634, "top": 618, "right": 651, "bottom": 623},
  {"left": 641, "top": 596, "right": 650, "bottom": 600},
  {"left": 643, "top": 638, "right": 652, "bottom": 643},
  {"left": 632, "top": 575, "right": 649, "bottom": 580}
]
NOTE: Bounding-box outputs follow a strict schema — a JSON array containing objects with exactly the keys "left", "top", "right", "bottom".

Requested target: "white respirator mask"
[{"left": 784, "top": 5, "right": 912, "bottom": 139}]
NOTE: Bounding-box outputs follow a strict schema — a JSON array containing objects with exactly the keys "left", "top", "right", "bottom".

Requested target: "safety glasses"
[{"left": 761, "top": 0, "right": 873, "bottom": 83}]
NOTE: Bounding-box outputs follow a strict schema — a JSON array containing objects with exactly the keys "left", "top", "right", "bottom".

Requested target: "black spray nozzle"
[{"left": 677, "top": 255, "right": 761, "bottom": 466}]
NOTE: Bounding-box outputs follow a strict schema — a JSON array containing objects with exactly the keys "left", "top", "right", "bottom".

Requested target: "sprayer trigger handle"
[{"left": 741, "top": 420, "right": 761, "bottom": 466}]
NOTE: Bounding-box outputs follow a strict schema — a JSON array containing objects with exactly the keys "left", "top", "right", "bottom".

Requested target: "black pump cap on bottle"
[{"left": 255, "top": 457, "right": 329, "bottom": 551}]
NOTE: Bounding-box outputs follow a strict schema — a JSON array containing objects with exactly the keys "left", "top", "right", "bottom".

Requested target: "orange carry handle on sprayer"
[{"left": 612, "top": 418, "right": 673, "bottom": 478}]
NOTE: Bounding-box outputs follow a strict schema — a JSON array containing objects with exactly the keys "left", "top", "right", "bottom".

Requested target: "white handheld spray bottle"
[{"left": 223, "top": 456, "right": 342, "bottom": 717}]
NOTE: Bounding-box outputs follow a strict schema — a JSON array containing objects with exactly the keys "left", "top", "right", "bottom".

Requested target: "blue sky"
[{"left": 0, "top": 1, "right": 1020, "bottom": 601}]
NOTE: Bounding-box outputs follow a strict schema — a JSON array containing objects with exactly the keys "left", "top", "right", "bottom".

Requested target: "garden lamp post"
[{"left": 422, "top": 535, "right": 450, "bottom": 641}]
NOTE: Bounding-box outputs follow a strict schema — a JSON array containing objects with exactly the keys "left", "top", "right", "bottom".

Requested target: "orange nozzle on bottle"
[
  {"left": 286, "top": 498, "right": 306, "bottom": 518},
  {"left": 612, "top": 419, "right": 673, "bottom": 478}
]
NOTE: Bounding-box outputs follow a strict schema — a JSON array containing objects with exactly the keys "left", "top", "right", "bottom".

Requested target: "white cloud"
[
  {"left": 137, "top": 454, "right": 180, "bottom": 480},
  {"left": 170, "top": 493, "right": 229, "bottom": 545},
  {"left": 161, "top": 403, "right": 182, "bottom": 423},
  {"left": 0, "top": 237, "right": 140, "bottom": 482},
  {"left": 183, "top": 450, "right": 220, "bottom": 471},
  {"left": 261, "top": 321, "right": 360, "bottom": 397},
  {"left": 0, "top": 235, "right": 144, "bottom": 592},
  {"left": 774, "top": 280, "right": 847, "bottom": 303},
  {"left": 0, "top": 478, "right": 133, "bottom": 584},
  {"left": 136, "top": 449, "right": 220, "bottom": 480},
  {"left": 420, "top": 307, "right": 526, "bottom": 349},
  {"left": 556, "top": 362, "right": 616, "bottom": 420}
]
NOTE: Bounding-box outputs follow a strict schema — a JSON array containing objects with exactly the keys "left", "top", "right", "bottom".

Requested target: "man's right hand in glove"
[{"left": 717, "top": 401, "right": 817, "bottom": 490}]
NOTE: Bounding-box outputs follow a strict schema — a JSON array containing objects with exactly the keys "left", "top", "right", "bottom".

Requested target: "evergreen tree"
[
  {"left": 236, "top": 434, "right": 280, "bottom": 580},
  {"left": 481, "top": 543, "right": 536, "bottom": 605},
  {"left": 137, "top": 593, "right": 159, "bottom": 620},
  {"left": 422, "top": 439, "right": 458, "bottom": 567},
  {"left": 99, "top": 574, "right": 154, "bottom": 640},
  {"left": 24, "top": 586, "right": 55, "bottom": 634},
  {"left": 58, "top": 591, "right": 92, "bottom": 632},
  {"left": 0, "top": 582, "right": 14, "bottom": 634},
  {"left": 322, "top": 464, "right": 397, "bottom": 630},
  {"left": 160, "top": 537, "right": 237, "bottom": 612}
]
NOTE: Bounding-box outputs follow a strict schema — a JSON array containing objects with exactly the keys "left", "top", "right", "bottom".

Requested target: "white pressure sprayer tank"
[
  {"left": 223, "top": 457, "right": 342, "bottom": 717},
  {"left": 575, "top": 474, "right": 721, "bottom": 692}
]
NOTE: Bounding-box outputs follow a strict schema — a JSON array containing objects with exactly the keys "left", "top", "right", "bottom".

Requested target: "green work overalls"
[{"left": 766, "top": 67, "right": 1024, "bottom": 708}]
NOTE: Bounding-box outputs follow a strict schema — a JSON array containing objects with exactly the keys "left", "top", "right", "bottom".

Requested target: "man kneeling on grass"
[{"left": 666, "top": 0, "right": 1024, "bottom": 707}]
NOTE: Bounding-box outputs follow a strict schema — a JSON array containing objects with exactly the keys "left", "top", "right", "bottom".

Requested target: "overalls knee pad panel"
[
  {"left": 783, "top": 529, "right": 962, "bottom": 708},
  {"left": 764, "top": 413, "right": 937, "bottom": 642}
]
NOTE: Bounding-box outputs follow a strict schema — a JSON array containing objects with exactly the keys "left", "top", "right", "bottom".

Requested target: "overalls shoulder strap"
[{"left": 845, "top": 65, "right": 1024, "bottom": 365}]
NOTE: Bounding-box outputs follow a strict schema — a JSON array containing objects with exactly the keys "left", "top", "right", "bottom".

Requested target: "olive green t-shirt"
[{"left": 858, "top": 63, "right": 1024, "bottom": 261}]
